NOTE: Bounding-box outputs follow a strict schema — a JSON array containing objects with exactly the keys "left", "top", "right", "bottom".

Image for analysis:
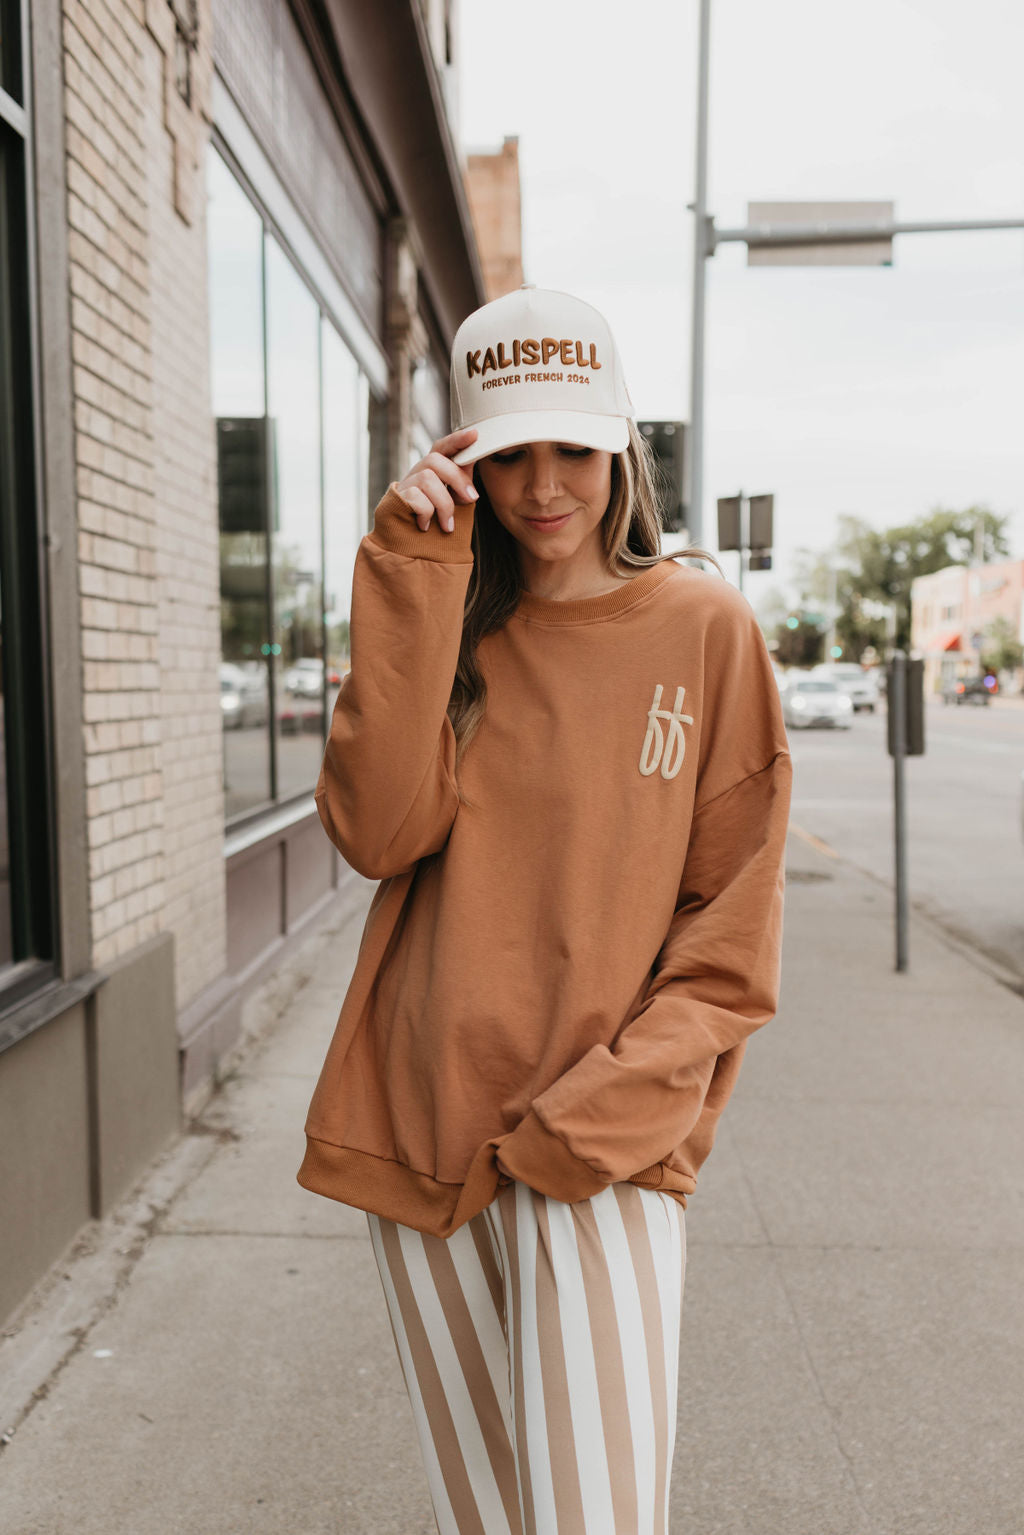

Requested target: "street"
[{"left": 787, "top": 695, "right": 1024, "bottom": 985}]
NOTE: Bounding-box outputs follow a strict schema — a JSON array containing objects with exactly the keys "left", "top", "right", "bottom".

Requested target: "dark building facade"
[{"left": 0, "top": 0, "right": 482, "bottom": 1326}]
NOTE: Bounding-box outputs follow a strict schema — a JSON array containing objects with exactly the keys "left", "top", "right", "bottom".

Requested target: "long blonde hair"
[{"left": 447, "top": 420, "right": 721, "bottom": 774}]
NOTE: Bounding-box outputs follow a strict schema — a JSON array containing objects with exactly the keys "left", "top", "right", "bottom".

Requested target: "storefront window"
[
  {"left": 1, "top": 0, "right": 24, "bottom": 101},
  {"left": 322, "top": 320, "right": 368, "bottom": 717},
  {"left": 207, "top": 144, "right": 374, "bottom": 825},
  {"left": 208, "top": 147, "right": 271, "bottom": 819},
  {"left": 0, "top": 0, "right": 57, "bottom": 991},
  {"left": 265, "top": 236, "right": 323, "bottom": 801},
  {"left": 0, "top": 132, "right": 20, "bottom": 971}
]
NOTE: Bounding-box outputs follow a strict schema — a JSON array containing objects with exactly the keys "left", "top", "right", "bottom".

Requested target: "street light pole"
[
  {"left": 686, "top": 0, "right": 712, "bottom": 548},
  {"left": 685, "top": 0, "right": 1024, "bottom": 556},
  {"left": 890, "top": 651, "right": 910, "bottom": 972}
]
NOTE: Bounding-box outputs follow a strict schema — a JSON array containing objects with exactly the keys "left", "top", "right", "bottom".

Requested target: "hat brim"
[{"left": 452, "top": 410, "right": 630, "bottom": 466}]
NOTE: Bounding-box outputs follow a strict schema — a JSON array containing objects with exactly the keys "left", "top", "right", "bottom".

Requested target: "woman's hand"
[{"left": 391, "top": 427, "right": 480, "bottom": 534}]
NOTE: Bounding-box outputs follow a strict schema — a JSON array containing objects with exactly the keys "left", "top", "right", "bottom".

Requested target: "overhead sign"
[
  {"left": 748, "top": 493, "right": 773, "bottom": 550},
  {"left": 747, "top": 201, "right": 895, "bottom": 266},
  {"left": 717, "top": 496, "right": 741, "bottom": 552}
]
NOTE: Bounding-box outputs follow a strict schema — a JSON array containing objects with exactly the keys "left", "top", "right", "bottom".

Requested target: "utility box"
[{"left": 887, "top": 656, "right": 925, "bottom": 756}]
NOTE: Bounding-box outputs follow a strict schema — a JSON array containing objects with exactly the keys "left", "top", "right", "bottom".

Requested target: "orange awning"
[{"left": 933, "top": 630, "right": 962, "bottom": 652}]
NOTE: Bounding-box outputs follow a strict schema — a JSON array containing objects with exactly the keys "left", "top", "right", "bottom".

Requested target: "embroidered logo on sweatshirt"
[{"left": 639, "top": 684, "right": 694, "bottom": 780}]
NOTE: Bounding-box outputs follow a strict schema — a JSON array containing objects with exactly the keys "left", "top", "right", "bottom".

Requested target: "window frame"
[
  {"left": 0, "top": 0, "right": 63, "bottom": 1033},
  {"left": 208, "top": 133, "right": 381, "bottom": 843}
]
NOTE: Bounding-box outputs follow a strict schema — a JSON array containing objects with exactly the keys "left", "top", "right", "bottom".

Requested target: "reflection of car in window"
[
  {"left": 219, "top": 662, "right": 268, "bottom": 729},
  {"left": 282, "top": 657, "right": 344, "bottom": 697}
]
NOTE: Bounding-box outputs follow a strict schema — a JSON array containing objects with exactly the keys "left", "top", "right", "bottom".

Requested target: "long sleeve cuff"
[
  {"left": 369, "top": 486, "right": 476, "bottom": 563},
  {"left": 496, "top": 1108, "right": 609, "bottom": 1202}
]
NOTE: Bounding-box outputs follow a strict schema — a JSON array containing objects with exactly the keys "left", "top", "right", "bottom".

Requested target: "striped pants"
[{"left": 367, "top": 1179, "right": 687, "bottom": 1535}]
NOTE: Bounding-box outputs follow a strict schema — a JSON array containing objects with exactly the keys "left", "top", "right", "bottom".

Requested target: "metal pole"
[
  {"left": 891, "top": 651, "right": 909, "bottom": 971},
  {"left": 736, "top": 488, "right": 745, "bottom": 595},
  {"left": 713, "top": 215, "right": 1024, "bottom": 248},
  {"left": 687, "top": 0, "right": 712, "bottom": 549}
]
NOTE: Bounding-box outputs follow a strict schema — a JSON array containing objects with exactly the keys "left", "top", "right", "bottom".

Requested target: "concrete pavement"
[{"left": 1, "top": 831, "right": 1023, "bottom": 1534}]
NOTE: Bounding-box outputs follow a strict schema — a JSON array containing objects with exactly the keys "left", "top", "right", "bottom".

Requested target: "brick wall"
[
  {"left": 140, "top": 2, "right": 226, "bottom": 1001},
  {"left": 463, "top": 136, "right": 523, "bottom": 302},
  {"left": 63, "top": 0, "right": 225, "bottom": 1002}
]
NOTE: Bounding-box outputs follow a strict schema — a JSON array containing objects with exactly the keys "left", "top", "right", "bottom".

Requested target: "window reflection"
[
  {"left": 322, "top": 320, "right": 369, "bottom": 722},
  {"left": 208, "top": 147, "right": 271, "bottom": 818},
  {"left": 207, "top": 145, "right": 374, "bottom": 826},
  {"left": 1, "top": 0, "right": 24, "bottom": 103},
  {"left": 265, "top": 236, "right": 323, "bottom": 800},
  {"left": 0, "top": 577, "right": 9, "bottom": 965}
]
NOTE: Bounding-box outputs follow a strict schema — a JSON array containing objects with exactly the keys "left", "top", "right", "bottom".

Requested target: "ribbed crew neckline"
[{"left": 514, "top": 559, "right": 675, "bottom": 625}]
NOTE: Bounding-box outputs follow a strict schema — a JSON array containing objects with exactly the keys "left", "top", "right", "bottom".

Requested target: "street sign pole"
[
  {"left": 685, "top": 1, "right": 1024, "bottom": 554},
  {"left": 887, "top": 651, "right": 925, "bottom": 972},
  {"left": 736, "top": 489, "right": 745, "bottom": 595},
  {"left": 890, "top": 651, "right": 909, "bottom": 972},
  {"left": 717, "top": 490, "right": 773, "bottom": 591}
]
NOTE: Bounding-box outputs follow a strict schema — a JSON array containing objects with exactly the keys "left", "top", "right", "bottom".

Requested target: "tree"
[
  {"left": 773, "top": 615, "right": 824, "bottom": 667},
  {"left": 790, "top": 546, "right": 888, "bottom": 662},
  {"left": 980, "top": 616, "right": 1023, "bottom": 682},
  {"left": 754, "top": 584, "right": 792, "bottom": 644},
  {"left": 834, "top": 506, "right": 1009, "bottom": 652}
]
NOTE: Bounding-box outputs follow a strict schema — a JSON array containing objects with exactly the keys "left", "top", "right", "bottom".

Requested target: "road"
[{"left": 787, "top": 694, "right": 1024, "bottom": 985}]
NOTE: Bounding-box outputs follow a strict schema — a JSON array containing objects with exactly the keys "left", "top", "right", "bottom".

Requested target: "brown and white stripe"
[{"left": 367, "top": 1179, "right": 686, "bottom": 1535}]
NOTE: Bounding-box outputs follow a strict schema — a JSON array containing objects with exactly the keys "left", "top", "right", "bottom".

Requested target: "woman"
[{"left": 298, "top": 285, "right": 792, "bottom": 1535}]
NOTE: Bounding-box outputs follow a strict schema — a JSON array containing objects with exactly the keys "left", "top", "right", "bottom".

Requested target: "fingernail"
[
  {"left": 446, "top": 516, "right": 455, "bottom": 532},
  {"left": 466, "top": 485, "right": 479, "bottom": 500}
]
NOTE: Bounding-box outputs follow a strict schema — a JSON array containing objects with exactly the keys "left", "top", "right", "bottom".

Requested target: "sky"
[{"left": 457, "top": 0, "right": 1024, "bottom": 612}]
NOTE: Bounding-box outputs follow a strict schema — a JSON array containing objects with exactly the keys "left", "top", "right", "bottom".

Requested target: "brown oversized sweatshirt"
[{"left": 296, "top": 487, "right": 792, "bottom": 1238}]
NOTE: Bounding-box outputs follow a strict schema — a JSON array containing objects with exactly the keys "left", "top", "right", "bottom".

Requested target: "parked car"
[
  {"left": 281, "top": 657, "right": 344, "bottom": 697},
  {"left": 781, "top": 677, "right": 854, "bottom": 730},
  {"left": 811, "top": 662, "right": 879, "bottom": 712},
  {"left": 282, "top": 658, "right": 325, "bottom": 698},
  {"left": 941, "top": 674, "right": 998, "bottom": 706},
  {"left": 220, "top": 662, "right": 268, "bottom": 729}
]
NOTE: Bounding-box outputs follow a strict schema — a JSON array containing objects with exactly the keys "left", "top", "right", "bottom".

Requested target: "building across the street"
[
  {"left": 464, "top": 134, "right": 524, "bottom": 300},
  {"left": 911, "top": 560, "right": 1024, "bottom": 695},
  {"left": 0, "top": 0, "right": 508, "bottom": 1327}
]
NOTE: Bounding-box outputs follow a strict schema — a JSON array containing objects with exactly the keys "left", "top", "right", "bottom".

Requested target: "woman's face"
[{"left": 474, "top": 442, "right": 614, "bottom": 563}]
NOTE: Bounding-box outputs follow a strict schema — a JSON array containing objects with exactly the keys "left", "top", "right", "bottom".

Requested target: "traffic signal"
[
  {"left": 217, "top": 417, "right": 271, "bottom": 536},
  {"left": 638, "top": 421, "right": 687, "bottom": 532},
  {"left": 748, "top": 493, "right": 773, "bottom": 550},
  {"left": 717, "top": 496, "right": 741, "bottom": 551}
]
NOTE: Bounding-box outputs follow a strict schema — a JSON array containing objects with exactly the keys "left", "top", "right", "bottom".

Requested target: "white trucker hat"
[{"left": 449, "top": 285, "right": 635, "bottom": 466}]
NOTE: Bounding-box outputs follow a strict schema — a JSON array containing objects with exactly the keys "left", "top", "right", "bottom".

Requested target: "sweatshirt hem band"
[{"left": 297, "top": 1134, "right": 692, "bottom": 1237}]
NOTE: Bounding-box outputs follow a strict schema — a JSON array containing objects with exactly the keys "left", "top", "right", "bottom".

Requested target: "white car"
[
  {"left": 811, "top": 662, "right": 879, "bottom": 712},
  {"left": 220, "top": 662, "right": 268, "bottom": 729},
  {"left": 781, "top": 677, "right": 854, "bottom": 730},
  {"left": 282, "top": 657, "right": 326, "bottom": 698}
]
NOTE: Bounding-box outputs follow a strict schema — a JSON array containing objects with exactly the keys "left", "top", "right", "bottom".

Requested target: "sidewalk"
[{"left": 2, "top": 833, "right": 1023, "bottom": 1535}]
